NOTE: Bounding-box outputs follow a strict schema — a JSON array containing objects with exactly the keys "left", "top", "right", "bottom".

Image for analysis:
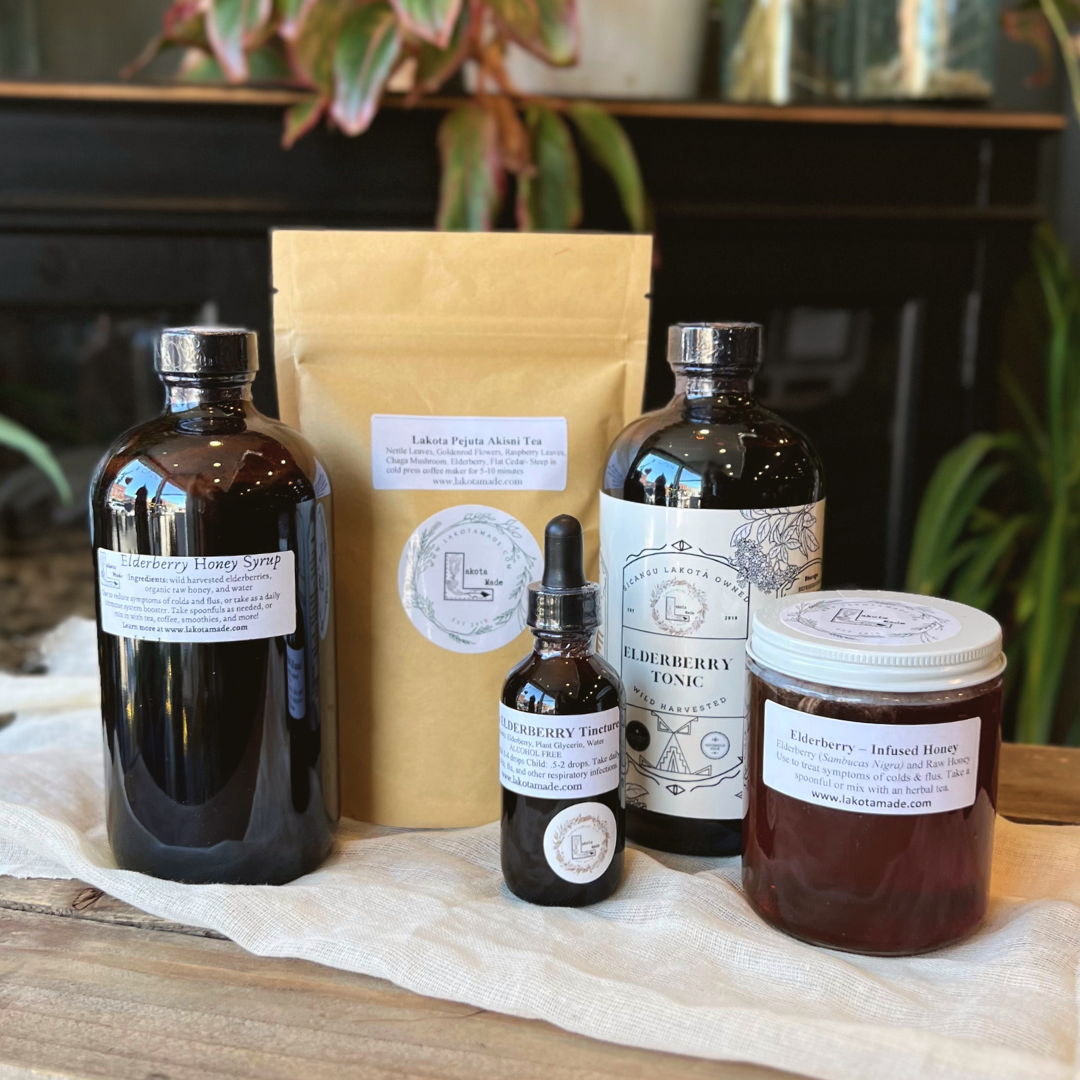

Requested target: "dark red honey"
[{"left": 742, "top": 666, "right": 1001, "bottom": 955}]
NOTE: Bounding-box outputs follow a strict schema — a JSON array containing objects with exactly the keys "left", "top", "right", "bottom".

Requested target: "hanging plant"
[{"left": 128, "top": 0, "right": 648, "bottom": 233}]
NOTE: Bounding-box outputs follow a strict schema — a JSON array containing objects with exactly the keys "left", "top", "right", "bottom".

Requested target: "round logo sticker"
[
  {"left": 543, "top": 802, "right": 617, "bottom": 884},
  {"left": 781, "top": 596, "right": 962, "bottom": 647},
  {"left": 649, "top": 578, "right": 708, "bottom": 637},
  {"left": 398, "top": 505, "right": 542, "bottom": 654}
]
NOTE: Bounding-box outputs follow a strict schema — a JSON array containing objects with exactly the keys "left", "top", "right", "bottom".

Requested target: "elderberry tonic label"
[
  {"left": 398, "top": 505, "right": 542, "bottom": 654},
  {"left": 97, "top": 549, "right": 296, "bottom": 643},
  {"left": 499, "top": 704, "right": 622, "bottom": 798},
  {"left": 599, "top": 495, "right": 825, "bottom": 821},
  {"left": 762, "top": 699, "right": 980, "bottom": 815}
]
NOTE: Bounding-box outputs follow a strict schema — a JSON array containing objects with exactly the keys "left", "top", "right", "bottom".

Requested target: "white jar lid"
[{"left": 747, "top": 590, "right": 1005, "bottom": 693}]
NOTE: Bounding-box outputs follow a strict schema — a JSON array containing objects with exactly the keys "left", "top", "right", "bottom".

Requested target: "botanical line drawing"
[{"left": 730, "top": 504, "right": 821, "bottom": 596}]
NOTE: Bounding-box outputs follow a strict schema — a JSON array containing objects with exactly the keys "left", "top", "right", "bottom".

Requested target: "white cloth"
[{"left": 1, "top": 618, "right": 1079, "bottom": 1080}]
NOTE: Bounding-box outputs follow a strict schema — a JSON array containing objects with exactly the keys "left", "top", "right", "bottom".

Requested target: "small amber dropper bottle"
[{"left": 499, "top": 515, "right": 626, "bottom": 906}]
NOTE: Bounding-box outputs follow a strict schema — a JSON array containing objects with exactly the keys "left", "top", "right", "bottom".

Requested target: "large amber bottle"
[
  {"left": 90, "top": 328, "right": 338, "bottom": 884},
  {"left": 599, "top": 323, "right": 825, "bottom": 856}
]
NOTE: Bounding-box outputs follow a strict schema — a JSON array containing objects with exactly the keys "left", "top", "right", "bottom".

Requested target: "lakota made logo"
[{"left": 649, "top": 577, "right": 708, "bottom": 637}]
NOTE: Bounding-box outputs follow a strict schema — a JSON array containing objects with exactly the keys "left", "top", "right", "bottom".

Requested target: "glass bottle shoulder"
[
  {"left": 91, "top": 406, "right": 324, "bottom": 515},
  {"left": 603, "top": 395, "right": 824, "bottom": 509},
  {"left": 502, "top": 649, "right": 622, "bottom": 715}
]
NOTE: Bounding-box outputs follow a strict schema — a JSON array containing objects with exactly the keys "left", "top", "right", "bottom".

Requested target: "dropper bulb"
[{"left": 541, "top": 515, "right": 586, "bottom": 590}]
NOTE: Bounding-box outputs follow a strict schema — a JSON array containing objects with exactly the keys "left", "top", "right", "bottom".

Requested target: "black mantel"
[{"left": 0, "top": 84, "right": 1065, "bottom": 588}]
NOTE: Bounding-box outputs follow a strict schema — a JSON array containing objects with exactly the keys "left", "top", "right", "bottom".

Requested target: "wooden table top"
[{"left": 1, "top": 741, "right": 1076, "bottom": 1080}]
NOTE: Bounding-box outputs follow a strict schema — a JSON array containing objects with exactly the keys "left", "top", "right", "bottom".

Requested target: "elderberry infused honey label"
[
  {"left": 97, "top": 549, "right": 296, "bottom": 643},
  {"left": 762, "top": 699, "right": 980, "bottom": 815},
  {"left": 499, "top": 704, "right": 621, "bottom": 799},
  {"left": 599, "top": 495, "right": 824, "bottom": 822}
]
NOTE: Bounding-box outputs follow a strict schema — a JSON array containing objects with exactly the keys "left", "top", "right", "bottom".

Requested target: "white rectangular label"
[
  {"left": 762, "top": 699, "right": 980, "bottom": 816},
  {"left": 97, "top": 549, "right": 296, "bottom": 643},
  {"left": 371, "top": 414, "right": 567, "bottom": 491},
  {"left": 599, "top": 494, "right": 825, "bottom": 822},
  {"left": 500, "top": 703, "right": 621, "bottom": 798}
]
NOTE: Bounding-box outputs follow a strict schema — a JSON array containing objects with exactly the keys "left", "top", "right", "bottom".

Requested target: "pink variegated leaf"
[
  {"left": 391, "top": 0, "right": 462, "bottom": 46},
  {"left": 437, "top": 104, "right": 505, "bottom": 230},
  {"left": 207, "top": 0, "right": 273, "bottom": 81},
  {"left": 484, "top": 0, "right": 578, "bottom": 66},
  {"left": 282, "top": 93, "right": 327, "bottom": 146},
  {"left": 330, "top": 1, "right": 401, "bottom": 136}
]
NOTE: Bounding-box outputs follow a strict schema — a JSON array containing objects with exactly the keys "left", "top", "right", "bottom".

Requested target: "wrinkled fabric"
[{"left": 0, "top": 618, "right": 1077, "bottom": 1080}]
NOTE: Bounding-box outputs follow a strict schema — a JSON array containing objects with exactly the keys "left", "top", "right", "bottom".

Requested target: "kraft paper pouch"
[{"left": 273, "top": 230, "right": 652, "bottom": 827}]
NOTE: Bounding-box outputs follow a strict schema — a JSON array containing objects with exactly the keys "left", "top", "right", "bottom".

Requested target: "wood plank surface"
[
  {"left": 998, "top": 742, "right": 1080, "bottom": 824},
  {"left": 0, "top": 80, "right": 1067, "bottom": 130},
  {"left": 0, "top": 906, "right": 788, "bottom": 1080},
  {"left": 0, "top": 742, "right": 1075, "bottom": 1080}
]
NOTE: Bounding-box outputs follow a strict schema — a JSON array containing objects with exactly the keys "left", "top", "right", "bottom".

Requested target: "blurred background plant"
[
  {"left": 1004, "top": 0, "right": 1080, "bottom": 119},
  {"left": 906, "top": 226, "right": 1080, "bottom": 744},
  {"left": 0, "top": 415, "right": 71, "bottom": 505},
  {"left": 129, "top": 0, "right": 647, "bottom": 232}
]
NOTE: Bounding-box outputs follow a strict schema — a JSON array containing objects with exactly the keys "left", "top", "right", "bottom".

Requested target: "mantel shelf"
[{"left": 0, "top": 79, "right": 1066, "bottom": 131}]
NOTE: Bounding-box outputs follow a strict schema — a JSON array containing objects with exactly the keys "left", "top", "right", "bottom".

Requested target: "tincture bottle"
[
  {"left": 500, "top": 515, "right": 625, "bottom": 906},
  {"left": 599, "top": 323, "right": 825, "bottom": 856},
  {"left": 90, "top": 327, "right": 338, "bottom": 884}
]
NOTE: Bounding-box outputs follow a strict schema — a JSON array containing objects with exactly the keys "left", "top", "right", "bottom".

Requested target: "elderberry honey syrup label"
[
  {"left": 762, "top": 700, "right": 980, "bottom": 815},
  {"left": 371, "top": 415, "right": 568, "bottom": 491},
  {"left": 543, "top": 802, "right": 618, "bottom": 883},
  {"left": 97, "top": 549, "right": 296, "bottom": 643},
  {"left": 398, "top": 505, "right": 543, "bottom": 654},
  {"left": 499, "top": 704, "right": 621, "bottom": 798},
  {"left": 599, "top": 496, "right": 824, "bottom": 821}
]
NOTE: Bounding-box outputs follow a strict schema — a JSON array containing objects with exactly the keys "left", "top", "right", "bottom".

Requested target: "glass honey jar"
[{"left": 743, "top": 590, "right": 1003, "bottom": 955}]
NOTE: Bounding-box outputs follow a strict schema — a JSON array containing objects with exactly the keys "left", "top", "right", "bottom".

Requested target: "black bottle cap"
[
  {"left": 527, "top": 515, "right": 600, "bottom": 633},
  {"left": 156, "top": 327, "right": 259, "bottom": 375},
  {"left": 668, "top": 322, "right": 761, "bottom": 374}
]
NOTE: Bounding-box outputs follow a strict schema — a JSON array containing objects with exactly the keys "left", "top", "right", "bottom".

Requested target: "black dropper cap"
[{"left": 527, "top": 515, "right": 600, "bottom": 634}]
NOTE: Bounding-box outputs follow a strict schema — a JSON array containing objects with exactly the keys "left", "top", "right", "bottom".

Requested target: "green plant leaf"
[
  {"left": 1015, "top": 502, "right": 1072, "bottom": 742},
  {"left": 331, "top": 1, "right": 401, "bottom": 136},
  {"left": 485, "top": 0, "right": 578, "bottom": 66},
  {"left": 286, "top": 0, "right": 347, "bottom": 93},
  {"left": 207, "top": 0, "right": 273, "bottom": 81},
  {"left": 0, "top": 416, "right": 72, "bottom": 504},
  {"left": 282, "top": 93, "right": 327, "bottom": 146},
  {"left": 391, "top": 0, "right": 461, "bottom": 46},
  {"left": 950, "top": 515, "right": 1033, "bottom": 612},
  {"left": 437, "top": 104, "right": 505, "bottom": 230},
  {"left": 277, "top": 0, "right": 318, "bottom": 38},
  {"left": 412, "top": 1, "right": 472, "bottom": 96},
  {"left": 517, "top": 105, "right": 581, "bottom": 231},
  {"left": 567, "top": 102, "right": 647, "bottom": 232},
  {"left": 905, "top": 433, "right": 1017, "bottom": 596}
]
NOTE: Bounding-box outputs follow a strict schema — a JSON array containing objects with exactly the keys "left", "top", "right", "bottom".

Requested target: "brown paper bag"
[{"left": 273, "top": 230, "right": 652, "bottom": 826}]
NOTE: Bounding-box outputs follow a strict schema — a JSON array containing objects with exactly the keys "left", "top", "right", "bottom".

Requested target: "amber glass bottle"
[
  {"left": 600, "top": 323, "right": 825, "bottom": 856},
  {"left": 90, "top": 328, "right": 338, "bottom": 884},
  {"left": 501, "top": 516, "right": 625, "bottom": 906}
]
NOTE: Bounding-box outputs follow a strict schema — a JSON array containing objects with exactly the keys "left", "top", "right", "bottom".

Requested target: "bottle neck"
[
  {"left": 162, "top": 373, "right": 255, "bottom": 415},
  {"left": 531, "top": 632, "right": 594, "bottom": 659},
  {"left": 674, "top": 368, "right": 755, "bottom": 401}
]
